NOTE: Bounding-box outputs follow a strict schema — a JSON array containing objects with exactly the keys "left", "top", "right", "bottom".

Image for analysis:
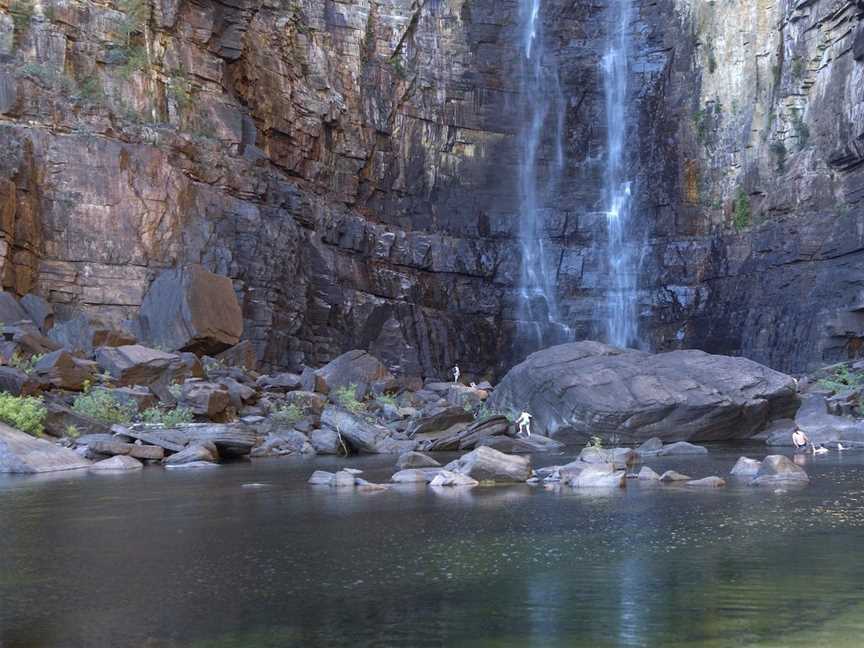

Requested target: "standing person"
[
  {"left": 516, "top": 411, "right": 533, "bottom": 437},
  {"left": 452, "top": 365, "right": 460, "bottom": 384}
]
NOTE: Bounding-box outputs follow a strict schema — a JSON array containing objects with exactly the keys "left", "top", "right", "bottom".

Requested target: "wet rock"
[
  {"left": 659, "top": 470, "right": 691, "bottom": 483},
  {"left": 308, "top": 428, "right": 341, "bottom": 455},
  {"left": 332, "top": 470, "right": 357, "bottom": 488},
  {"left": 657, "top": 441, "right": 708, "bottom": 456},
  {"left": 686, "top": 476, "right": 726, "bottom": 488},
  {"left": 636, "top": 437, "right": 663, "bottom": 456},
  {"left": 477, "top": 434, "right": 564, "bottom": 454},
  {"left": 637, "top": 466, "right": 661, "bottom": 480},
  {"left": 89, "top": 455, "right": 143, "bottom": 472},
  {"left": 308, "top": 470, "right": 335, "bottom": 485},
  {"left": 567, "top": 464, "right": 626, "bottom": 488},
  {"left": 0, "top": 422, "right": 91, "bottom": 473},
  {"left": 578, "top": 446, "right": 638, "bottom": 468},
  {"left": 429, "top": 469, "right": 479, "bottom": 487},
  {"left": 730, "top": 456, "right": 761, "bottom": 477},
  {"left": 449, "top": 446, "right": 531, "bottom": 483},
  {"left": 33, "top": 350, "right": 97, "bottom": 391},
  {"left": 95, "top": 345, "right": 180, "bottom": 386},
  {"left": 164, "top": 442, "right": 219, "bottom": 466},
  {"left": 179, "top": 381, "right": 231, "bottom": 419},
  {"left": 321, "top": 406, "right": 416, "bottom": 454},
  {"left": 137, "top": 264, "right": 243, "bottom": 355},
  {"left": 489, "top": 341, "right": 799, "bottom": 442},
  {"left": 164, "top": 461, "right": 220, "bottom": 470},
  {"left": 49, "top": 314, "right": 136, "bottom": 357},
  {"left": 751, "top": 455, "right": 810, "bottom": 486},
  {"left": 250, "top": 430, "right": 314, "bottom": 457},
  {"left": 20, "top": 294, "right": 53, "bottom": 333},
  {"left": 396, "top": 451, "right": 440, "bottom": 469},
  {"left": 310, "top": 350, "right": 396, "bottom": 398},
  {"left": 392, "top": 468, "right": 442, "bottom": 483}
]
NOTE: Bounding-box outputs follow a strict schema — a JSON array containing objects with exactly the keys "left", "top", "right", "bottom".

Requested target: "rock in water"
[
  {"left": 686, "top": 476, "right": 726, "bottom": 488},
  {"left": 657, "top": 441, "right": 708, "bottom": 456},
  {"left": 136, "top": 264, "right": 243, "bottom": 355},
  {"left": 396, "top": 451, "right": 440, "bottom": 469},
  {"left": 321, "top": 407, "right": 416, "bottom": 454},
  {"left": 449, "top": 446, "right": 531, "bottom": 483},
  {"left": 637, "top": 466, "right": 661, "bottom": 480},
  {"left": 659, "top": 470, "right": 691, "bottom": 483},
  {"left": 751, "top": 455, "right": 810, "bottom": 486},
  {"left": 0, "top": 423, "right": 91, "bottom": 473},
  {"left": 429, "top": 470, "right": 479, "bottom": 487},
  {"left": 730, "top": 457, "right": 761, "bottom": 476},
  {"left": 488, "top": 341, "right": 798, "bottom": 442},
  {"left": 567, "top": 465, "right": 626, "bottom": 488},
  {"left": 89, "top": 455, "right": 143, "bottom": 472}
]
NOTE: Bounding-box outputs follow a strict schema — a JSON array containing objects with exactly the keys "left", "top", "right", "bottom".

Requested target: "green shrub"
[
  {"left": 271, "top": 403, "right": 302, "bottom": 425},
  {"left": 72, "top": 389, "right": 136, "bottom": 425},
  {"left": 734, "top": 188, "right": 751, "bottom": 231},
  {"left": 0, "top": 393, "right": 47, "bottom": 436},
  {"left": 8, "top": 352, "right": 43, "bottom": 374},
  {"left": 139, "top": 406, "right": 194, "bottom": 426},
  {"left": 65, "top": 424, "right": 80, "bottom": 439},
  {"left": 332, "top": 385, "right": 365, "bottom": 414},
  {"left": 586, "top": 435, "right": 604, "bottom": 449},
  {"left": 817, "top": 366, "right": 864, "bottom": 394},
  {"left": 376, "top": 393, "right": 398, "bottom": 407}
]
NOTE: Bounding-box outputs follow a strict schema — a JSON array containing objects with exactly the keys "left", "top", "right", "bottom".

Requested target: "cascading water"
[
  {"left": 602, "top": 0, "right": 639, "bottom": 348},
  {"left": 515, "top": 0, "right": 572, "bottom": 350}
]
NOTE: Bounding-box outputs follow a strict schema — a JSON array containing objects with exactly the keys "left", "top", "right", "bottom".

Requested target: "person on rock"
[
  {"left": 452, "top": 365, "right": 460, "bottom": 384},
  {"left": 792, "top": 429, "right": 809, "bottom": 452},
  {"left": 516, "top": 411, "right": 533, "bottom": 438}
]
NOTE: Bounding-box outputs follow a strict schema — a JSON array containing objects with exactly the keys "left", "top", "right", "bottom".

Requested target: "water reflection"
[{"left": 1, "top": 446, "right": 864, "bottom": 646}]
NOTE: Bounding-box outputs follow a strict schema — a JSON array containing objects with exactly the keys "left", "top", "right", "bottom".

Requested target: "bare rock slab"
[{"left": 0, "top": 423, "right": 91, "bottom": 473}]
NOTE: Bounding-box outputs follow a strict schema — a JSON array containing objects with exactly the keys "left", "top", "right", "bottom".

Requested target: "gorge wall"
[{"left": 0, "top": 0, "right": 862, "bottom": 378}]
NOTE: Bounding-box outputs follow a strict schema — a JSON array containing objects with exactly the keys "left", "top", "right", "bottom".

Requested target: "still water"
[{"left": 2, "top": 445, "right": 864, "bottom": 647}]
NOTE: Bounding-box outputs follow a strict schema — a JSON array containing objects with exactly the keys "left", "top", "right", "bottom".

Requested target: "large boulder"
[
  {"left": 0, "top": 292, "right": 28, "bottom": 323},
  {"left": 20, "top": 294, "right": 54, "bottom": 333},
  {"left": 730, "top": 456, "right": 762, "bottom": 476},
  {"left": 396, "top": 451, "right": 440, "bottom": 469},
  {"left": 488, "top": 341, "right": 799, "bottom": 442},
  {"left": 0, "top": 423, "right": 91, "bottom": 473},
  {"left": 448, "top": 446, "right": 531, "bottom": 482},
  {"left": 751, "top": 455, "right": 810, "bottom": 486},
  {"left": 178, "top": 381, "right": 230, "bottom": 419},
  {"left": 567, "top": 464, "right": 626, "bottom": 488},
  {"left": 477, "top": 434, "right": 564, "bottom": 454},
  {"left": 136, "top": 265, "right": 243, "bottom": 355},
  {"left": 321, "top": 406, "right": 416, "bottom": 454},
  {"left": 49, "top": 314, "right": 136, "bottom": 357},
  {"left": 95, "top": 345, "right": 180, "bottom": 386},
  {"left": 309, "top": 350, "right": 395, "bottom": 398},
  {"left": 0, "top": 366, "right": 39, "bottom": 396},
  {"left": 33, "top": 350, "right": 97, "bottom": 391}
]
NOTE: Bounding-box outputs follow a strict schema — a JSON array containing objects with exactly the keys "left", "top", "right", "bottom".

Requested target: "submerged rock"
[
  {"left": 686, "top": 476, "right": 726, "bottom": 488},
  {"left": 657, "top": 441, "right": 708, "bottom": 456},
  {"left": 488, "top": 341, "right": 799, "bottom": 442},
  {"left": 308, "top": 470, "right": 335, "bottom": 485},
  {"left": 637, "top": 466, "right": 661, "bottom": 481},
  {"left": 429, "top": 469, "right": 478, "bottom": 487},
  {"left": 659, "top": 470, "right": 691, "bottom": 483}
]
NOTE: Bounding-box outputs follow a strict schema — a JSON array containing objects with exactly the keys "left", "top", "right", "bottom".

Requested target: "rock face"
[
  {"left": 136, "top": 265, "right": 243, "bottom": 355},
  {"left": 489, "top": 342, "right": 800, "bottom": 442},
  {"left": 0, "top": 423, "right": 90, "bottom": 473},
  {"left": 0, "top": 0, "right": 861, "bottom": 378}
]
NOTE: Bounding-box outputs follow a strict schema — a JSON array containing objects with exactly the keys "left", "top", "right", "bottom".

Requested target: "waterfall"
[
  {"left": 602, "top": 0, "right": 638, "bottom": 348},
  {"left": 515, "top": 0, "right": 572, "bottom": 351}
]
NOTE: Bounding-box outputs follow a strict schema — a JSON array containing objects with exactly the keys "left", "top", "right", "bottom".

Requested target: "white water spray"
[
  {"left": 516, "top": 0, "right": 571, "bottom": 349},
  {"left": 603, "top": 0, "right": 638, "bottom": 348}
]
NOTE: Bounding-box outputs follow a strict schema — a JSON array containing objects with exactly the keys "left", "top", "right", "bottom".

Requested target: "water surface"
[{"left": 2, "top": 445, "right": 864, "bottom": 647}]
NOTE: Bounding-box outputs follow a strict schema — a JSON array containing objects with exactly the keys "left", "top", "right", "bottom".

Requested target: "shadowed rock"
[
  {"left": 137, "top": 265, "right": 243, "bottom": 355},
  {"left": 0, "top": 423, "right": 91, "bottom": 473},
  {"left": 321, "top": 406, "right": 416, "bottom": 454},
  {"left": 396, "top": 450, "right": 440, "bottom": 469},
  {"left": 49, "top": 314, "right": 136, "bottom": 357},
  {"left": 489, "top": 341, "right": 799, "bottom": 442},
  {"left": 730, "top": 456, "right": 761, "bottom": 476},
  {"left": 309, "top": 350, "right": 395, "bottom": 398},
  {"left": 96, "top": 345, "right": 180, "bottom": 386}
]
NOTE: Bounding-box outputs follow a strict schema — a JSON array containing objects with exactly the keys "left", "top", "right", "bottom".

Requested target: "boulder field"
[{"left": 488, "top": 341, "right": 800, "bottom": 443}]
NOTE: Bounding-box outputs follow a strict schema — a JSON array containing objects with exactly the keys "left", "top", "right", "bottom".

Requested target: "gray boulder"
[
  {"left": 488, "top": 341, "right": 799, "bottom": 442},
  {"left": 636, "top": 437, "right": 663, "bottom": 456},
  {"left": 686, "top": 476, "right": 726, "bottom": 488},
  {"left": 250, "top": 431, "right": 314, "bottom": 458},
  {"left": 751, "top": 455, "right": 810, "bottom": 486},
  {"left": 448, "top": 446, "right": 531, "bottom": 482},
  {"left": 308, "top": 470, "right": 335, "bottom": 485},
  {"left": 164, "top": 442, "right": 219, "bottom": 465},
  {"left": 0, "top": 423, "right": 91, "bottom": 473},
  {"left": 96, "top": 345, "right": 180, "bottom": 386},
  {"left": 429, "top": 469, "right": 479, "bottom": 487},
  {"left": 477, "top": 434, "right": 564, "bottom": 454},
  {"left": 20, "top": 294, "right": 54, "bottom": 333},
  {"left": 321, "top": 406, "right": 416, "bottom": 454},
  {"left": 768, "top": 393, "right": 864, "bottom": 446},
  {"left": 89, "top": 455, "right": 143, "bottom": 472},
  {"left": 308, "top": 349, "right": 395, "bottom": 398},
  {"left": 730, "top": 456, "right": 762, "bottom": 476},
  {"left": 308, "top": 428, "right": 342, "bottom": 455},
  {"left": 578, "top": 446, "right": 637, "bottom": 468},
  {"left": 659, "top": 470, "right": 691, "bottom": 482},
  {"left": 49, "top": 314, "right": 136, "bottom": 357},
  {"left": 137, "top": 264, "right": 243, "bottom": 355},
  {"left": 567, "top": 464, "right": 626, "bottom": 488},
  {"left": 637, "top": 466, "right": 661, "bottom": 480},
  {"left": 179, "top": 381, "right": 230, "bottom": 419},
  {"left": 0, "top": 291, "right": 28, "bottom": 323},
  {"left": 396, "top": 451, "right": 440, "bottom": 469},
  {"left": 657, "top": 441, "right": 709, "bottom": 456},
  {"left": 391, "top": 468, "right": 442, "bottom": 483},
  {"left": 0, "top": 366, "right": 39, "bottom": 396}
]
